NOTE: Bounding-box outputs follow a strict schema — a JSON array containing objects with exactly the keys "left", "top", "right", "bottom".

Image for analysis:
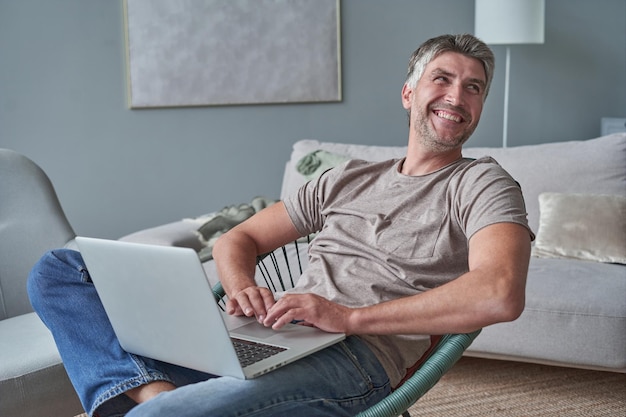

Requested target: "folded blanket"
[{"left": 196, "top": 196, "right": 277, "bottom": 261}]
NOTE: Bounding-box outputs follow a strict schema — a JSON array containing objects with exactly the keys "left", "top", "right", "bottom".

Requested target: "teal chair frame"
[
  {"left": 355, "top": 331, "right": 480, "bottom": 417},
  {"left": 211, "top": 242, "right": 481, "bottom": 417}
]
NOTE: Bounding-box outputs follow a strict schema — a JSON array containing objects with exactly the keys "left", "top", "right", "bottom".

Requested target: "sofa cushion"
[
  {"left": 532, "top": 193, "right": 626, "bottom": 264},
  {"left": 466, "top": 257, "right": 626, "bottom": 371},
  {"left": 462, "top": 134, "right": 626, "bottom": 235},
  {"left": 281, "top": 134, "right": 626, "bottom": 235}
]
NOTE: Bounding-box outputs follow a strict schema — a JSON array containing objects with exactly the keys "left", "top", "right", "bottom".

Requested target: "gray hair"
[{"left": 405, "top": 34, "right": 495, "bottom": 100}]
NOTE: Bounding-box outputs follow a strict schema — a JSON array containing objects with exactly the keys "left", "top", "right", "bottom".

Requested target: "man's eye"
[{"left": 467, "top": 84, "right": 481, "bottom": 94}]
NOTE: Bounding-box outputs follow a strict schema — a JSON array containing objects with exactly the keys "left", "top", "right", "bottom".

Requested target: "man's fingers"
[
  {"left": 263, "top": 294, "right": 307, "bottom": 328},
  {"left": 230, "top": 287, "right": 276, "bottom": 322},
  {"left": 225, "top": 299, "right": 244, "bottom": 316}
]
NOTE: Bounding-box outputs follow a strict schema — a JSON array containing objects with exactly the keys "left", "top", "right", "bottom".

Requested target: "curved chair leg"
[{"left": 355, "top": 330, "right": 481, "bottom": 417}]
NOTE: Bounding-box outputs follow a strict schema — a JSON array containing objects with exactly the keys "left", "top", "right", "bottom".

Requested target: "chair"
[
  {"left": 212, "top": 241, "right": 481, "bottom": 417},
  {"left": 0, "top": 149, "right": 84, "bottom": 417}
]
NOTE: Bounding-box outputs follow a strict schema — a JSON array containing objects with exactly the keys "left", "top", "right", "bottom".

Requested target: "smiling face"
[{"left": 402, "top": 51, "right": 487, "bottom": 153}]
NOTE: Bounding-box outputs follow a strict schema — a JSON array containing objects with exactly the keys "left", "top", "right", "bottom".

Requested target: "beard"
[{"left": 412, "top": 102, "right": 477, "bottom": 152}]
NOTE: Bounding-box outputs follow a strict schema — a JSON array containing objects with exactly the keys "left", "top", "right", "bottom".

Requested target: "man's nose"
[{"left": 445, "top": 84, "right": 464, "bottom": 106}]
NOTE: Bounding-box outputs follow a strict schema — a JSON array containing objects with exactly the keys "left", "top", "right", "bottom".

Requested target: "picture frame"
[{"left": 124, "top": 0, "right": 342, "bottom": 108}]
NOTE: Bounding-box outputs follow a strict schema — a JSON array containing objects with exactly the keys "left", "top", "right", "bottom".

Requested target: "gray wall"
[{"left": 1, "top": 0, "right": 624, "bottom": 239}]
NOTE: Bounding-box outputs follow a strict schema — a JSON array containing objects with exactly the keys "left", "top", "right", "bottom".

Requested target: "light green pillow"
[
  {"left": 296, "top": 150, "right": 350, "bottom": 180},
  {"left": 532, "top": 193, "right": 626, "bottom": 264}
]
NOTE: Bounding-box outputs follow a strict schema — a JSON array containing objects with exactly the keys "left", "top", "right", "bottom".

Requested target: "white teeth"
[{"left": 435, "top": 111, "right": 461, "bottom": 123}]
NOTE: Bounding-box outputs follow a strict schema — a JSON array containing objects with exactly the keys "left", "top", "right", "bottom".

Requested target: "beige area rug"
[
  {"left": 408, "top": 357, "right": 626, "bottom": 417},
  {"left": 74, "top": 357, "right": 625, "bottom": 417}
]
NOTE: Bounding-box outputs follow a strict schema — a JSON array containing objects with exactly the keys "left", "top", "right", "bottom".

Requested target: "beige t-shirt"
[{"left": 283, "top": 157, "right": 533, "bottom": 387}]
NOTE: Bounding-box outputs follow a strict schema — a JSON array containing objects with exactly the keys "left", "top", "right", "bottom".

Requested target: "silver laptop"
[{"left": 74, "top": 236, "right": 345, "bottom": 379}]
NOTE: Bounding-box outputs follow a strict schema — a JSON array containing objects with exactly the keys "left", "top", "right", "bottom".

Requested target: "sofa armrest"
[{"left": 119, "top": 218, "right": 207, "bottom": 251}]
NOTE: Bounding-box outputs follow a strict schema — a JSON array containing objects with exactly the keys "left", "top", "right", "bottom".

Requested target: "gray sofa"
[{"left": 122, "top": 133, "right": 626, "bottom": 373}]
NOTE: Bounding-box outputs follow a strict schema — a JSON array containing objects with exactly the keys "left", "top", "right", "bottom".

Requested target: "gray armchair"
[{"left": 0, "top": 149, "right": 83, "bottom": 416}]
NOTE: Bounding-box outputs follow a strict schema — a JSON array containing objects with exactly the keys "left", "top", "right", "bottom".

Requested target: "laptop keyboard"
[{"left": 231, "top": 337, "right": 287, "bottom": 367}]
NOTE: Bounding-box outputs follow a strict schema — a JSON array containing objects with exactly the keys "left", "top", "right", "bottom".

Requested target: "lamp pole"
[{"left": 503, "top": 46, "right": 511, "bottom": 148}]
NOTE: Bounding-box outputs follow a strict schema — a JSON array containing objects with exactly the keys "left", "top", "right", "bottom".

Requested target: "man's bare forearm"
[{"left": 213, "top": 230, "right": 259, "bottom": 298}]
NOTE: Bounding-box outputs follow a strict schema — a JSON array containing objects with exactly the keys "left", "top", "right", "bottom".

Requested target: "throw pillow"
[{"left": 532, "top": 192, "right": 626, "bottom": 264}]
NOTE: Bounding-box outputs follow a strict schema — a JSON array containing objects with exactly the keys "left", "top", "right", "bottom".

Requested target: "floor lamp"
[{"left": 475, "top": 0, "right": 545, "bottom": 148}]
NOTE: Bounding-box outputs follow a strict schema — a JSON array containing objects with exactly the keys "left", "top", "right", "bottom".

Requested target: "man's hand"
[
  {"left": 214, "top": 201, "right": 303, "bottom": 323},
  {"left": 263, "top": 293, "right": 353, "bottom": 334},
  {"left": 226, "top": 286, "right": 276, "bottom": 323}
]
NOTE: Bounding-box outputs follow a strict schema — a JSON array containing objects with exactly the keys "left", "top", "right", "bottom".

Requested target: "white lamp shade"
[{"left": 475, "top": 0, "right": 545, "bottom": 44}]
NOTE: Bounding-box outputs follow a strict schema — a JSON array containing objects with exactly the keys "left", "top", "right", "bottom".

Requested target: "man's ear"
[{"left": 401, "top": 84, "right": 413, "bottom": 110}]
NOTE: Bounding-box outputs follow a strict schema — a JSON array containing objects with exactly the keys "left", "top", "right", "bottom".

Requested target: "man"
[{"left": 28, "top": 34, "right": 533, "bottom": 417}]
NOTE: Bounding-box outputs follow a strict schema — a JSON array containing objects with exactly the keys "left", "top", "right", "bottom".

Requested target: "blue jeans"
[{"left": 27, "top": 249, "right": 391, "bottom": 417}]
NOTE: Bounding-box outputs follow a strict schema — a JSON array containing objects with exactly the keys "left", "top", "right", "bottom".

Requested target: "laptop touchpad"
[{"left": 231, "top": 321, "right": 277, "bottom": 339}]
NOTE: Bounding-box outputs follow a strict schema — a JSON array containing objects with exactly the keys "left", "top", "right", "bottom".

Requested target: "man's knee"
[{"left": 27, "top": 249, "right": 86, "bottom": 305}]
